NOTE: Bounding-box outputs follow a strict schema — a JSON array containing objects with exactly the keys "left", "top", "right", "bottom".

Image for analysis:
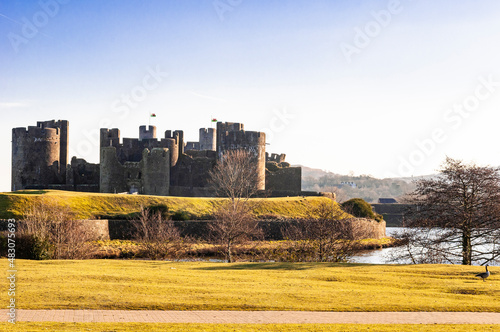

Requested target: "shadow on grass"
[
  {"left": 195, "top": 262, "right": 366, "bottom": 271},
  {"left": 9, "top": 190, "right": 48, "bottom": 195}
]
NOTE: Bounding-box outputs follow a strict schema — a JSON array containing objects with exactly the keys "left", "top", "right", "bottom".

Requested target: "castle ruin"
[{"left": 12, "top": 120, "right": 303, "bottom": 197}]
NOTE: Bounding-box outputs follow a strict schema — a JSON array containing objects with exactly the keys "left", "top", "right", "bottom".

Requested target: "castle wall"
[
  {"left": 66, "top": 157, "right": 100, "bottom": 192},
  {"left": 185, "top": 142, "right": 200, "bottom": 151},
  {"left": 100, "top": 128, "right": 182, "bottom": 166},
  {"left": 265, "top": 166, "right": 302, "bottom": 193},
  {"left": 99, "top": 145, "right": 170, "bottom": 195},
  {"left": 170, "top": 152, "right": 216, "bottom": 191},
  {"left": 371, "top": 203, "right": 412, "bottom": 227}
]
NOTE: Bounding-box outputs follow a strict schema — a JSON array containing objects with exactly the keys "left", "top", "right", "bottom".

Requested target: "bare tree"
[
  {"left": 133, "top": 206, "right": 185, "bottom": 260},
  {"left": 208, "top": 149, "right": 262, "bottom": 202},
  {"left": 208, "top": 150, "right": 263, "bottom": 262},
  {"left": 400, "top": 157, "right": 500, "bottom": 265},
  {"left": 284, "top": 200, "right": 369, "bottom": 262},
  {"left": 210, "top": 202, "right": 261, "bottom": 262},
  {"left": 19, "top": 198, "right": 93, "bottom": 259}
]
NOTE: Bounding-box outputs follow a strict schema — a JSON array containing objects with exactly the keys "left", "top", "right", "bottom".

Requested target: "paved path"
[{"left": 2, "top": 310, "right": 500, "bottom": 324}]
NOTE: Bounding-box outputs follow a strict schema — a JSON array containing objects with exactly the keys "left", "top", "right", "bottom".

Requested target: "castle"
[{"left": 12, "top": 120, "right": 302, "bottom": 197}]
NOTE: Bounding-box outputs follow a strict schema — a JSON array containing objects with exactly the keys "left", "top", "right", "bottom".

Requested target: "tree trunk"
[
  {"left": 462, "top": 228, "right": 472, "bottom": 265},
  {"left": 226, "top": 240, "right": 232, "bottom": 263}
]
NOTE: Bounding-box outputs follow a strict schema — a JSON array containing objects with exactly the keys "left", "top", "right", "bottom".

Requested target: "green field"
[
  {"left": 1, "top": 323, "right": 498, "bottom": 332},
  {"left": 2, "top": 260, "right": 498, "bottom": 312},
  {"left": 0, "top": 190, "right": 344, "bottom": 220}
]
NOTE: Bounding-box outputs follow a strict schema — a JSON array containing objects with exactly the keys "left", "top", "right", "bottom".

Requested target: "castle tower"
[
  {"left": 37, "top": 120, "right": 69, "bottom": 177},
  {"left": 99, "top": 125, "right": 177, "bottom": 195},
  {"left": 216, "top": 122, "right": 266, "bottom": 190},
  {"left": 12, "top": 120, "right": 68, "bottom": 191},
  {"left": 139, "top": 125, "right": 157, "bottom": 141},
  {"left": 199, "top": 128, "right": 216, "bottom": 151},
  {"left": 100, "top": 128, "right": 120, "bottom": 148},
  {"left": 164, "top": 130, "right": 183, "bottom": 167},
  {"left": 99, "top": 146, "right": 127, "bottom": 194},
  {"left": 142, "top": 148, "right": 170, "bottom": 196}
]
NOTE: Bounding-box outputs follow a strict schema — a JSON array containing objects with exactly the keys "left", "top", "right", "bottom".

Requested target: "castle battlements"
[{"left": 266, "top": 153, "right": 286, "bottom": 163}]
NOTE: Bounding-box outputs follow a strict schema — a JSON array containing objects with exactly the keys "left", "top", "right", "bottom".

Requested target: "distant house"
[
  {"left": 378, "top": 198, "right": 398, "bottom": 204},
  {"left": 340, "top": 181, "right": 357, "bottom": 188}
]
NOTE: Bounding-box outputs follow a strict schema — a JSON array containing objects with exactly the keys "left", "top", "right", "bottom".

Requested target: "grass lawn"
[
  {"left": 1, "top": 323, "right": 498, "bottom": 332},
  {"left": 2, "top": 260, "right": 499, "bottom": 312}
]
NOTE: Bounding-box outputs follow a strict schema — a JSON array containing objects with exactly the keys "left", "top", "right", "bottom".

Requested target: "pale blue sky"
[{"left": 2, "top": 0, "right": 500, "bottom": 192}]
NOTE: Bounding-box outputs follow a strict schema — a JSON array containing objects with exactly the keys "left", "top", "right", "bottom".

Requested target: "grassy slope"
[
  {"left": 0, "top": 190, "right": 343, "bottom": 220},
  {"left": 1, "top": 323, "right": 497, "bottom": 332},
  {"left": 2, "top": 260, "right": 499, "bottom": 312}
]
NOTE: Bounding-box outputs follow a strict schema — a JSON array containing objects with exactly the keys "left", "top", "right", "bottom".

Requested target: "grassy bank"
[
  {"left": 2, "top": 260, "right": 498, "bottom": 312},
  {"left": 0, "top": 190, "right": 343, "bottom": 220},
  {"left": 90, "top": 238, "right": 399, "bottom": 259}
]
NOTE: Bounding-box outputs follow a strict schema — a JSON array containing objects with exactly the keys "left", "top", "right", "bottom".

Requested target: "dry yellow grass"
[{"left": 2, "top": 259, "right": 498, "bottom": 312}]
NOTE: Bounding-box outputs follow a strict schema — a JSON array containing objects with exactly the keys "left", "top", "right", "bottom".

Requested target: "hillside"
[
  {"left": 300, "top": 166, "right": 418, "bottom": 203},
  {"left": 0, "top": 190, "right": 346, "bottom": 220}
]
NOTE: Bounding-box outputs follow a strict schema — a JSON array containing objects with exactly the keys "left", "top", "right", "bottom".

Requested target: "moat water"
[
  {"left": 351, "top": 227, "right": 404, "bottom": 264},
  {"left": 352, "top": 227, "right": 499, "bottom": 266}
]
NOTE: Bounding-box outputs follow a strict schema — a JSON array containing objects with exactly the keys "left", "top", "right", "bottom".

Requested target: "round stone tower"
[
  {"left": 12, "top": 126, "right": 61, "bottom": 191},
  {"left": 164, "top": 130, "right": 182, "bottom": 167}
]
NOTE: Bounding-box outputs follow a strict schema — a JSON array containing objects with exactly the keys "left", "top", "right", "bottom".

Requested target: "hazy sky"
[{"left": 2, "top": 0, "right": 500, "bottom": 192}]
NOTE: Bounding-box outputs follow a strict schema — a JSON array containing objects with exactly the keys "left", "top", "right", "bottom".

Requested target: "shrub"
[
  {"left": 172, "top": 210, "right": 191, "bottom": 221},
  {"left": 342, "top": 198, "right": 383, "bottom": 221},
  {"left": 133, "top": 206, "right": 186, "bottom": 260},
  {"left": 266, "top": 162, "right": 280, "bottom": 172},
  {"left": 279, "top": 162, "right": 290, "bottom": 168},
  {"left": 14, "top": 233, "right": 54, "bottom": 260},
  {"left": 148, "top": 204, "right": 169, "bottom": 218}
]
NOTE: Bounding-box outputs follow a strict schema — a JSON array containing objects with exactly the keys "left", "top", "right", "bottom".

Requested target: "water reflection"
[
  {"left": 351, "top": 227, "right": 403, "bottom": 264},
  {"left": 351, "top": 227, "right": 499, "bottom": 266}
]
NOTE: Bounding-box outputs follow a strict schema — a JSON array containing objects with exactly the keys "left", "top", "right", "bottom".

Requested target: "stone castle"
[{"left": 12, "top": 120, "right": 302, "bottom": 197}]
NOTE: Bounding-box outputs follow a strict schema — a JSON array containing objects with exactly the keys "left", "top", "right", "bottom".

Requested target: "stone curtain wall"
[
  {"left": 265, "top": 167, "right": 302, "bottom": 193},
  {"left": 14, "top": 218, "right": 384, "bottom": 241},
  {"left": 371, "top": 204, "right": 413, "bottom": 227},
  {"left": 0, "top": 219, "right": 110, "bottom": 241}
]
